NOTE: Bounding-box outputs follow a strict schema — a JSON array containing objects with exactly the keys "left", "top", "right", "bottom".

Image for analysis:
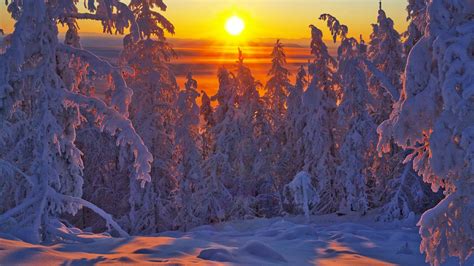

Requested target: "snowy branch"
[
  {"left": 0, "top": 159, "right": 34, "bottom": 185},
  {"left": 47, "top": 188, "right": 129, "bottom": 238},
  {"left": 57, "top": 44, "right": 133, "bottom": 115},
  {"left": 363, "top": 59, "right": 400, "bottom": 101},
  {"left": 57, "top": 44, "right": 122, "bottom": 76},
  {"left": 60, "top": 12, "right": 108, "bottom": 21},
  {"left": 0, "top": 195, "right": 40, "bottom": 224},
  {"left": 63, "top": 90, "right": 152, "bottom": 186}
]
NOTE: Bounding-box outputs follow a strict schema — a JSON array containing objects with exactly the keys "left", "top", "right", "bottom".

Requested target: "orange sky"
[
  {"left": 0, "top": 1, "right": 409, "bottom": 98},
  {"left": 1, "top": 1, "right": 409, "bottom": 41}
]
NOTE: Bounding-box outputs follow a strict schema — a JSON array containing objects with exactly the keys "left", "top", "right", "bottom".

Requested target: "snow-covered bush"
[{"left": 283, "top": 171, "right": 319, "bottom": 220}]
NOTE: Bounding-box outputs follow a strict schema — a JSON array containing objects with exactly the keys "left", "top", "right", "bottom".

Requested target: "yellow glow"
[
  {"left": 225, "top": 16, "right": 245, "bottom": 36},
  {"left": 0, "top": 2, "right": 409, "bottom": 41}
]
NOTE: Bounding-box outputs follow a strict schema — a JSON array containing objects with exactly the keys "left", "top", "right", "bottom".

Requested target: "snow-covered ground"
[{"left": 0, "top": 214, "right": 470, "bottom": 265}]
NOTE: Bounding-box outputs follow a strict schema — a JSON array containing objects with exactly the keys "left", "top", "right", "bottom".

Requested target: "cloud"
[{"left": 83, "top": 36, "right": 337, "bottom": 95}]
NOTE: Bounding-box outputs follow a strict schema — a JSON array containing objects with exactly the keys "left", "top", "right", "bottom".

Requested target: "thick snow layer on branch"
[
  {"left": 378, "top": 0, "right": 474, "bottom": 264},
  {"left": 64, "top": 91, "right": 152, "bottom": 186},
  {"left": 363, "top": 59, "right": 400, "bottom": 101},
  {"left": 284, "top": 171, "right": 319, "bottom": 220},
  {"left": 0, "top": 0, "right": 152, "bottom": 243}
]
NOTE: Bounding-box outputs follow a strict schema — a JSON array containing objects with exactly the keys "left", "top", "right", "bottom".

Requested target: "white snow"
[
  {"left": 1, "top": 0, "right": 472, "bottom": 265},
  {"left": 284, "top": 171, "right": 319, "bottom": 220},
  {"left": 1, "top": 214, "right": 472, "bottom": 265}
]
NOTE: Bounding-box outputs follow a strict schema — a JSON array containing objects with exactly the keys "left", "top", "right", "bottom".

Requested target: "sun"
[{"left": 225, "top": 16, "right": 245, "bottom": 36}]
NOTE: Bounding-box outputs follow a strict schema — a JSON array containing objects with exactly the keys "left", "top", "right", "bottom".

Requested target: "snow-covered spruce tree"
[
  {"left": 366, "top": 5, "right": 441, "bottom": 221},
  {"left": 403, "top": 0, "right": 427, "bottom": 56},
  {"left": 234, "top": 47, "right": 280, "bottom": 218},
  {"left": 120, "top": 0, "right": 179, "bottom": 234},
  {"left": 200, "top": 90, "right": 215, "bottom": 161},
  {"left": 198, "top": 67, "right": 236, "bottom": 224},
  {"left": 232, "top": 48, "right": 274, "bottom": 219},
  {"left": 174, "top": 73, "right": 203, "bottom": 231},
  {"left": 378, "top": 0, "right": 474, "bottom": 264},
  {"left": 320, "top": 14, "right": 377, "bottom": 215},
  {"left": 367, "top": 7, "right": 404, "bottom": 124},
  {"left": 301, "top": 25, "right": 339, "bottom": 214},
  {"left": 366, "top": 4, "right": 406, "bottom": 215},
  {"left": 0, "top": 0, "right": 152, "bottom": 243},
  {"left": 264, "top": 39, "right": 290, "bottom": 149},
  {"left": 252, "top": 113, "right": 280, "bottom": 218},
  {"left": 262, "top": 40, "right": 291, "bottom": 209},
  {"left": 278, "top": 65, "right": 307, "bottom": 193}
]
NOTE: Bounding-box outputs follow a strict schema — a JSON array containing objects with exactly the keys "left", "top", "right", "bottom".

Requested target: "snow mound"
[
  {"left": 197, "top": 248, "right": 237, "bottom": 262},
  {"left": 239, "top": 240, "right": 287, "bottom": 263}
]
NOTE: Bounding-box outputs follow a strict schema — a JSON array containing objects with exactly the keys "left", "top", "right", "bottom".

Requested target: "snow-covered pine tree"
[
  {"left": 367, "top": 6, "right": 404, "bottom": 124},
  {"left": 264, "top": 39, "right": 290, "bottom": 150},
  {"left": 278, "top": 66, "right": 307, "bottom": 196},
  {"left": 232, "top": 48, "right": 271, "bottom": 219},
  {"left": 0, "top": 0, "right": 152, "bottom": 243},
  {"left": 301, "top": 25, "right": 339, "bottom": 214},
  {"left": 403, "top": 0, "right": 427, "bottom": 56},
  {"left": 366, "top": 4, "right": 441, "bottom": 221},
  {"left": 252, "top": 114, "right": 279, "bottom": 218},
  {"left": 366, "top": 3, "right": 406, "bottom": 215},
  {"left": 377, "top": 0, "right": 474, "bottom": 264},
  {"left": 262, "top": 40, "right": 291, "bottom": 211},
  {"left": 200, "top": 91, "right": 215, "bottom": 161},
  {"left": 198, "top": 67, "right": 236, "bottom": 224},
  {"left": 174, "top": 73, "right": 203, "bottom": 231},
  {"left": 119, "top": 0, "right": 179, "bottom": 234},
  {"left": 320, "top": 14, "right": 377, "bottom": 215}
]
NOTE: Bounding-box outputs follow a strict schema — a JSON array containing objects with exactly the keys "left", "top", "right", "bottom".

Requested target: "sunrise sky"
[
  {"left": 1, "top": 0, "right": 408, "bottom": 40},
  {"left": 0, "top": 0, "right": 409, "bottom": 95}
]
